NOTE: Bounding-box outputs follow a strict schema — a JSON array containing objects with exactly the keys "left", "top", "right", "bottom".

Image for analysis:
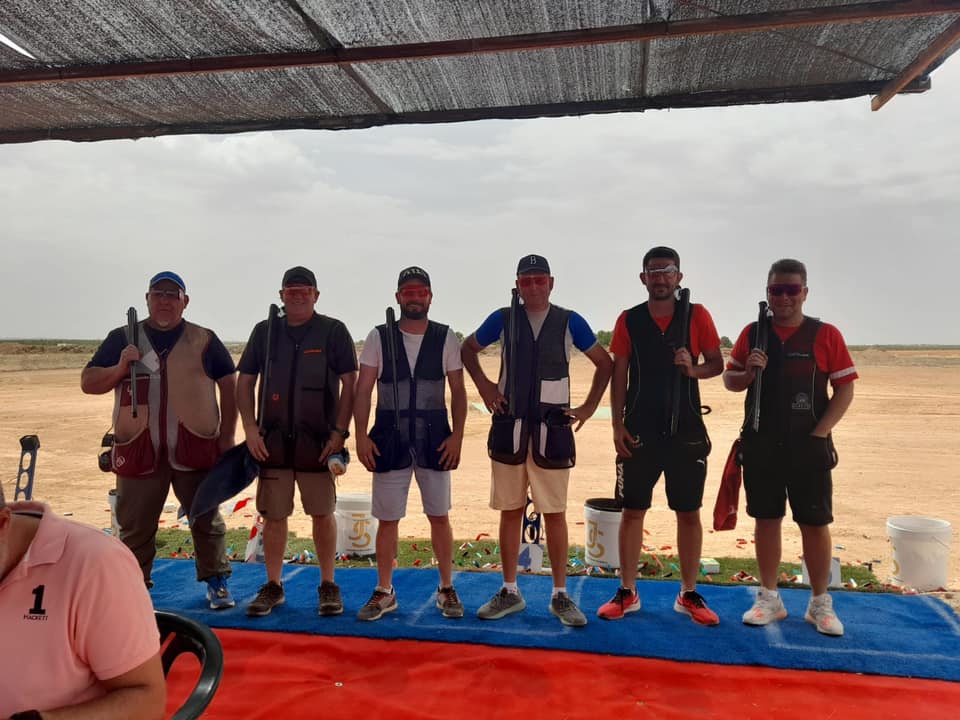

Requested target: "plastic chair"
[{"left": 156, "top": 610, "right": 224, "bottom": 720}]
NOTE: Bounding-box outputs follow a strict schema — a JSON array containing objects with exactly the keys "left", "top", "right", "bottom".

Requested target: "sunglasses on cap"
[
  {"left": 767, "top": 283, "right": 804, "bottom": 297},
  {"left": 398, "top": 287, "right": 430, "bottom": 299},
  {"left": 517, "top": 274, "right": 550, "bottom": 287}
]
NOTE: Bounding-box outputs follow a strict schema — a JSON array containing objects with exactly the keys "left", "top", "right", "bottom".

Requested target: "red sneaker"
[
  {"left": 674, "top": 590, "right": 720, "bottom": 626},
  {"left": 596, "top": 587, "right": 641, "bottom": 620}
]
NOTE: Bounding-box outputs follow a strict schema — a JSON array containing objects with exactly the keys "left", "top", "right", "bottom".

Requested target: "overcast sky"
[{"left": 2, "top": 61, "right": 958, "bottom": 346}]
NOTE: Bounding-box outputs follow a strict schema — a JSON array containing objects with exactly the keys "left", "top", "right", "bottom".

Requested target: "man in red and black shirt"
[
  {"left": 598, "top": 247, "right": 724, "bottom": 625},
  {"left": 724, "top": 258, "right": 857, "bottom": 637}
]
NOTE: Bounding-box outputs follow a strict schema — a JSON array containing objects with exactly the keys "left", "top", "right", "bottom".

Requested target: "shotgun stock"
[
  {"left": 507, "top": 288, "right": 519, "bottom": 417},
  {"left": 256, "top": 304, "right": 279, "bottom": 433}
]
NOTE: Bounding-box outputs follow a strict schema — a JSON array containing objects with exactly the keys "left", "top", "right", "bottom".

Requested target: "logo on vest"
[
  {"left": 114, "top": 455, "right": 126, "bottom": 467},
  {"left": 791, "top": 392, "right": 812, "bottom": 411}
]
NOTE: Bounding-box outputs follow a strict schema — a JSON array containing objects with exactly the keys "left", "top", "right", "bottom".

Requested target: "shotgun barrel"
[
  {"left": 750, "top": 301, "right": 769, "bottom": 432},
  {"left": 257, "top": 304, "right": 279, "bottom": 433},
  {"left": 385, "top": 307, "right": 401, "bottom": 430},
  {"left": 507, "top": 288, "right": 519, "bottom": 417},
  {"left": 126, "top": 307, "right": 138, "bottom": 418},
  {"left": 669, "top": 288, "right": 692, "bottom": 437}
]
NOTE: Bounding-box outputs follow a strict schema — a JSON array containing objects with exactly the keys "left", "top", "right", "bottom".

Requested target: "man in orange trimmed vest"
[{"left": 82, "top": 271, "right": 237, "bottom": 609}]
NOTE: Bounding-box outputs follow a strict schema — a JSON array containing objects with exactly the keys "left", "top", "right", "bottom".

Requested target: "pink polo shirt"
[{"left": 0, "top": 503, "right": 159, "bottom": 716}]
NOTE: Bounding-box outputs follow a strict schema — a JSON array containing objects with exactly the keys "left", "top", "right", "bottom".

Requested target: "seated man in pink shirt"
[{"left": 0, "top": 484, "right": 165, "bottom": 720}]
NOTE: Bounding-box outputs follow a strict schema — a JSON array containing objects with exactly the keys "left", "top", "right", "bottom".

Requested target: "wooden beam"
[
  {"left": 0, "top": 0, "right": 958, "bottom": 86},
  {"left": 872, "top": 16, "right": 960, "bottom": 109},
  {"left": 0, "top": 77, "right": 930, "bottom": 145}
]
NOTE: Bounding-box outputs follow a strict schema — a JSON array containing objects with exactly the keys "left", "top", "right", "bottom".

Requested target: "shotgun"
[
  {"left": 507, "top": 288, "right": 519, "bottom": 417},
  {"left": 750, "top": 301, "right": 769, "bottom": 432},
  {"left": 669, "top": 288, "right": 691, "bottom": 437},
  {"left": 256, "top": 304, "right": 279, "bottom": 433},
  {"left": 385, "top": 307, "right": 401, "bottom": 432},
  {"left": 126, "top": 307, "right": 138, "bottom": 418}
]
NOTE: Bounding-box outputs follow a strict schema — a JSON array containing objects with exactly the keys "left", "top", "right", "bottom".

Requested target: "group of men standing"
[{"left": 0, "top": 246, "right": 858, "bottom": 718}]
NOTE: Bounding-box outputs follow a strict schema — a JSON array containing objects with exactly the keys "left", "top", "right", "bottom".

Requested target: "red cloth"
[
  {"left": 713, "top": 438, "right": 742, "bottom": 531},
  {"left": 165, "top": 629, "right": 960, "bottom": 720}
]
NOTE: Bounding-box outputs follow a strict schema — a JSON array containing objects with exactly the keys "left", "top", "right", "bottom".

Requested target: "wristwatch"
[{"left": 332, "top": 427, "right": 350, "bottom": 440}]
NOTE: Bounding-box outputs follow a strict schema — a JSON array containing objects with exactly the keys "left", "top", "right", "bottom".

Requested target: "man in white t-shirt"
[{"left": 353, "top": 266, "right": 468, "bottom": 621}]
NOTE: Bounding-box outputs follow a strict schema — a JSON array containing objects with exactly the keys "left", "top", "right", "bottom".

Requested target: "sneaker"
[
  {"left": 206, "top": 575, "right": 235, "bottom": 610},
  {"left": 246, "top": 581, "right": 285, "bottom": 617},
  {"left": 597, "top": 587, "right": 641, "bottom": 620},
  {"left": 318, "top": 580, "right": 344, "bottom": 616},
  {"left": 477, "top": 587, "right": 526, "bottom": 620},
  {"left": 674, "top": 590, "right": 720, "bottom": 626},
  {"left": 742, "top": 588, "right": 788, "bottom": 626},
  {"left": 805, "top": 594, "right": 844, "bottom": 636},
  {"left": 357, "top": 587, "right": 397, "bottom": 621},
  {"left": 550, "top": 591, "right": 587, "bottom": 627},
  {"left": 437, "top": 585, "right": 465, "bottom": 618}
]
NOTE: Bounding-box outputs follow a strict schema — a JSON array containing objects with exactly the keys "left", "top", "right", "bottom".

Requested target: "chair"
[{"left": 156, "top": 610, "right": 224, "bottom": 720}]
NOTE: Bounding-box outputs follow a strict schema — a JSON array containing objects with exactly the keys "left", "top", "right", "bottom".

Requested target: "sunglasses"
[
  {"left": 147, "top": 289, "right": 183, "bottom": 301},
  {"left": 517, "top": 274, "right": 550, "bottom": 287},
  {"left": 398, "top": 287, "right": 430, "bottom": 299},
  {"left": 643, "top": 264, "right": 679, "bottom": 278},
  {"left": 767, "top": 283, "right": 804, "bottom": 297},
  {"left": 281, "top": 285, "right": 315, "bottom": 296}
]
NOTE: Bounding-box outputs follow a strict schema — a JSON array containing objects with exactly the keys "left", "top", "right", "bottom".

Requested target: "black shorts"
[
  {"left": 615, "top": 436, "right": 710, "bottom": 512},
  {"left": 740, "top": 434, "right": 837, "bottom": 526}
]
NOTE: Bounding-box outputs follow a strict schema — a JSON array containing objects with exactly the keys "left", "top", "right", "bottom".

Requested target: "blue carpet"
[{"left": 150, "top": 559, "right": 960, "bottom": 683}]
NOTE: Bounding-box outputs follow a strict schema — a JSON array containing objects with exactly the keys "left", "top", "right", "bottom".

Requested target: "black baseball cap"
[
  {"left": 397, "top": 266, "right": 431, "bottom": 288},
  {"left": 516, "top": 254, "right": 550, "bottom": 275},
  {"left": 281, "top": 266, "right": 317, "bottom": 287}
]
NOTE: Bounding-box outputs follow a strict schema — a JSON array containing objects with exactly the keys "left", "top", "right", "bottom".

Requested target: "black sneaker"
[
  {"left": 318, "top": 580, "right": 344, "bottom": 616},
  {"left": 246, "top": 581, "right": 285, "bottom": 617}
]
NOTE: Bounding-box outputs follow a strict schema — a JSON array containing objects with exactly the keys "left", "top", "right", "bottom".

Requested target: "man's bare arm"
[
  {"left": 39, "top": 653, "right": 166, "bottom": 720},
  {"left": 460, "top": 334, "right": 504, "bottom": 413},
  {"left": 812, "top": 381, "right": 855, "bottom": 438},
  {"left": 80, "top": 345, "right": 140, "bottom": 395},
  {"left": 568, "top": 343, "right": 613, "bottom": 430}
]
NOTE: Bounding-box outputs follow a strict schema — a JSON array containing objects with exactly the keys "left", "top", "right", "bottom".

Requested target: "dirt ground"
[{"left": 2, "top": 348, "right": 958, "bottom": 593}]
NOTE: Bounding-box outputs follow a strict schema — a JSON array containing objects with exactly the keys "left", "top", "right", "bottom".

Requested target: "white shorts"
[{"left": 372, "top": 463, "right": 451, "bottom": 521}]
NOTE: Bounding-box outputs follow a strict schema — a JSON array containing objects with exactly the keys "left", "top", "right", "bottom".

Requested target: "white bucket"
[
  {"left": 335, "top": 493, "right": 378, "bottom": 557},
  {"left": 107, "top": 488, "right": 121, "bottom": 537},
  {"left": 886, "top": 516, "right": 952, "bottom": 591},
  {"left": 584, "top": 498, "right": 621, "bottom": 568}
]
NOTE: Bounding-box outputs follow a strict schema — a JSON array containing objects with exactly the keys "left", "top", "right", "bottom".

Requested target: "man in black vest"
[
  {"left": 353, "top": 266, "right": 468, "bottom": 621},
  {"left": 237, "top": 266, "right": 358, "bottom": 618},
  {"left": 724, "top": 258, "right": 856, "bottom": 636},
  {"left": 599, "top": 247, "right": 724, "bottom": 625},
  {"left": 462, "top": 255, "right": 612, "bottom": 627}
]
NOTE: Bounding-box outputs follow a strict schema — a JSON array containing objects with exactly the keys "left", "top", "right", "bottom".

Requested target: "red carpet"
[{"left": 166, "top": 628, "right": 960, "bottom": 719}]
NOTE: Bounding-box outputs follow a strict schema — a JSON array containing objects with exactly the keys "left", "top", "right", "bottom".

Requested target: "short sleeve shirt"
[
  {"left": 0, "top": 504, "right": 159, "bottom": 716},
  {"left": 609, "top": 303, "right": 721, "bottom": 360},
  {"left": 727, "top": 321, "right": 859, "bottom": 386},
  {"left": 238, "top": 314, "right": 358, "bottom": 377},
  {"left": 86, "top": 323, "right": 235, "bottom": 380},
  {"left": 359, "top": 326, "right": 462, "bottom": 377},
  {"left": 473, "top": 306, "right": 598, "bottom": 354}
]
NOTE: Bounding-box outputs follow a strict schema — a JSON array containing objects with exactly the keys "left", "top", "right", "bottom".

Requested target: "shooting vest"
[
  {"left": 371, "top": 321, "right": 451, "bottom": 471},
  {"left": 743, "top": 316, "right": 828, "bottom": 442},
  {"left": 111, "top": 321, "right": 221, "bottom": 477},
  {"left": 260, "top": 313, "right": 341, "bottom": 472},
  {"left": 487, "top": 304, "right": 575, "bottom": 469},
  {"left": 622, "top": 302, "right": 706, "bottom": 442}
]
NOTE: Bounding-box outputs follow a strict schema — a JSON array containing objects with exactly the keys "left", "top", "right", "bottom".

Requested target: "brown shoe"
[
  {"left": 246, "top": 581, "right": 285, "bottom": 617},
  {"left": 318, "top": 580, "right": 344, "bottom": 616}
]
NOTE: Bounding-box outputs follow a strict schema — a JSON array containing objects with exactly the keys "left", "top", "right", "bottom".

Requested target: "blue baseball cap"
[
  {"left": 516, "top": 254, "right": 550, "bottom": 275},
  {"left": 149, "top": 271, "right": 186, "bottom": 291}
]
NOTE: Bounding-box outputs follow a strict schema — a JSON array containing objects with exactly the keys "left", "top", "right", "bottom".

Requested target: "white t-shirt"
[{"left": 359, "top": 325, "right": 462, "bottom": 377}]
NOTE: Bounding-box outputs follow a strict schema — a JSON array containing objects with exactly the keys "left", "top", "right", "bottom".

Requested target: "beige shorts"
[
  {"left": 490, "top": 446, "right": 570, "bottom": 514},
  {"left": 256, "top": 468, "right": 335, "bottom": 519}
]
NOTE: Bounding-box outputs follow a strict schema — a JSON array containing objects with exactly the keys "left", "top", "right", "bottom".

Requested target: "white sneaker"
[
  {"left": 742, "top": 588, "right": 787, "bottom": 626},
  {"left": 805, "top": 594, "right": 844, "bottom": 636}
]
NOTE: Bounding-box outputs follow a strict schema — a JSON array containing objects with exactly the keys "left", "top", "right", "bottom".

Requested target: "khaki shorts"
[
  {"left": 490, "top": 446, "right": 569, "bottom": 514},
  {"left": 256, "top": 468, "right": 335, "bottom": 519}
]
